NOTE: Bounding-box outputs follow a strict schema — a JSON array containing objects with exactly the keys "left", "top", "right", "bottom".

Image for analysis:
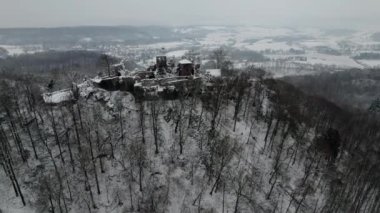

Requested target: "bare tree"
[
  {"left": 48, "top": 105, "right": 65, "bottom": 164},
  {"left": 202, "top": 78, "right": 226, "bottom": 135},
  {"left": 139, "top": 102, "right": 146, "bottom": 144},
  {"left": 0, "top": 128, "right": 26, "bottom": 206},
  {"left": 128, "top": 138, "right": 147, "bottom": 192},
  {"left": 60, "top": 106, "right": 75, "bottom": 172},
  {"left": 207, "top": 136, "right": 238, "bottom": 195},
  {"left": 233, "top": 73, "right": 250, "bottom": 131},
  {"left": 149, "top": 101, "right": 161, "bottom": 154},
  {"left": 211, "top": 48, "right": 226, "bottom": 69},
  {"left": 233, "top": 170, "right": 249, "bottom": 213},
  {"left": 115, "top": 96, "right": 125, "bottom": 140},
  {"left": 85, "top": 124, "right": 101, "bottom": 195}
]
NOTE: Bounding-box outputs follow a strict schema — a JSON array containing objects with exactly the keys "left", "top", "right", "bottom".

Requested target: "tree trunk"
[
  {"left": 234, "top": 193, "right": 241, "bottom": 213},
  {"left": 95, "top": 130, "right": 105, "bottom": 173},
  {"left": 222, "top": 183, "right": 225, "bottom": 213},
  {"left": 26, "top": 125, "right": 38, "bottom": 159},
  {"left": 49, "top": 194, "right": 55, "bottom": 213},
  {"left": 87, "top": 128, "right": 101, "bottom": 195},
  {"left": 197, "top": 106, "right": 204, "bottom": 131},
  {"left": 151, "top": 103, "right": 159, "bottom": 154},
  {"left": 0, "top": 141, "right": 20, "bottom": 199},
  {"left": 129, "top": 177, "right": 134, "bottom": 211},
  {"left": 266, "top": 173, "right": 277, "bottom": 200},
  {"left": 295, "top": 186, "right": 310, "bottom": 213},
  {"left": 139, "top": 163, "right": 143, "bottom": 192},
  {"left": 268, "top": 118, "right": 280, "bottom": 155},
  {"left": 50, "top": 106, "right": 65, "bottom": 164},
  {"left": 83, "top": 162, "right": 97, "bottom": 209},
  {"left": 71, "top": 105, "right": 82, "bottom": 153},
  {"left": 76, "top": 103, "right": 84, "bottom": 129},
  {"left": 264, "top": 112, "right": 273, "bottom": 151},
  {"left": 9, "top": 158, "right": 26, "bottom": 206},
  {"left": 7, "top": 111, "right": 26, "bottom": 162},
  {"left": 139, "top": 102, "right": 145, "bottom": 144},
  {"left": 119, "top": 111, "right": 124, "bottom": 140},
  {"left": 61, "top": 111, "right": 75, "bottom": 172}
]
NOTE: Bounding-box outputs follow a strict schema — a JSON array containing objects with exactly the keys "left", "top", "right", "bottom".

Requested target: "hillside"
[
  {"left": 1, "top": 72, "right": 379, "bottom": 213},
  {"left": 282, "top": 69, "right": 380, "bottom": 111}
]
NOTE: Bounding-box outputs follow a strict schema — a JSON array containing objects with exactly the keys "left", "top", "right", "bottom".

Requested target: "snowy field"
[
  {"left": 357, "top": 59, "right": 380, "bottom": 68},
  {"left": 1, "top": 26, "right": 380, "bottom": 74},
  {"left": 0, "top": 45, "right": 43, "bottom": 56},
  {"left": 300, "top": 53, "right": 363, "bottom": 68},
  {"left": 0, "top": 45, "right": 25, "bottom": 55},
  {"left": 165, "top": 50, "right": 188, "bottom": 58},
  {"left": 129, "top": 26, "right": 380, "bottom": 72}
]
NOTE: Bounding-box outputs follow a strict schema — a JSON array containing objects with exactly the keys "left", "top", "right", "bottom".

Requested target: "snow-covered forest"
[
  {"left": 1, "top": 53, "right": 380, "bottom": 213},
  {"left": 0, "top": 2, "right": 380, "bottom": 211}
]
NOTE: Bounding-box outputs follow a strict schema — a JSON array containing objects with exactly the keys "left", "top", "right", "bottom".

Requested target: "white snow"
[
  {"left": 300, "top": 53, "right": 363, "bottom": 68},
  {"left": 199, "top": 31, "right": 235, "bottom": 48},
  {"left": 236, "top": 39, "right": 302, "bottom": 51},
  {"left": 79, "top": 37, "right": 93, "bottom": 42},
  {"left": 178, "top": 59, "right": 192, "bottom": 64},
  {"left": 0, "top": 45, "right": 25, "bottom": 55},
  {"left": 165, "top": 50, "right": 188, "bottom": 58},
  {"left": 143, "top": 41, "right": 190, "bottom": 49},
  {"left": 300, "top": 39, "right": 340, "bottom": 49},
  {"left": 206, "top": 69, "right": 221, "bottom": 77},
  {"left": 357, "top": 60, "right": 380, "bottom": 67},
  {"left": 91, "top": 77, "right": 103, "bottom": 84},
  {"left": 173, "top": 27, "right": 196, "bottom": 34},
  {"left": 0, "top": 44, "right": 43, "bottom": 55},
  {"left": 0, "top": 79, "right": 328, "bottom": 213},
  {"left": 200, "top": 26, "right": 227, "bottom": 31},
  {"left": 42, "top": 89, "right": 73, "bottom": 104},
  {"left": 3, "top": 25, "right": 378, "bottom": 213}
]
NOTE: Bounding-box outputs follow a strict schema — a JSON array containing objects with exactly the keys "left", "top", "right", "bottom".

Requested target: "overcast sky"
[{"left": 0, "top": 0, "right": 379, "bottom": 29}]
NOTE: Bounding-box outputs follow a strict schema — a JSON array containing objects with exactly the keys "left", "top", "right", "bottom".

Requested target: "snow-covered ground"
[
  {"left": 300, "top": 53, "right": 363, "bottom": 68},
  {"left": 205, "top": 69, "right": 221, "bottom": 77},
  {"left": 0, "top": 45, "right": 43, "bottom": 56},
  {"left": 0, "top": 80, "right": 326, "bottom": 213},
  {"left": 0, "top": 45, "right": 25, "bottom": 55},
  {"left": 357, "top": 59, "right": 380, "bottom": 68},
  {"left": 131, "top": 26, "right": 380, "bottom": 74},
  {"left": 142, "top": 41, "right": 192, "bottom": 49},
  {"left": 165, "top": 50, "right": 188, "bottom": 58},
  {"left": 236, "top": 39, "right": 303, "bottom": 52}
]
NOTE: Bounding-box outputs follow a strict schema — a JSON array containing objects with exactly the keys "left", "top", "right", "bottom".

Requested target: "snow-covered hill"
[{"left": 0, "top": 76, "right": 350, "bottom": 213}]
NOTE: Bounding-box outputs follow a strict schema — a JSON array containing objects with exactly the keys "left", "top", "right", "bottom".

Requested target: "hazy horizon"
[{"left": 1, "top": 0, "right": 379, "bottom": 30}]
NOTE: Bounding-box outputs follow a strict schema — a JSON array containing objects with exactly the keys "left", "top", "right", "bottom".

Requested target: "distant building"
[
  {"left": 177, "top": 59, "right": 194, "bottom": 76},
  {"left": 156, "top": 55, "right": 169, "bottom": 75}
]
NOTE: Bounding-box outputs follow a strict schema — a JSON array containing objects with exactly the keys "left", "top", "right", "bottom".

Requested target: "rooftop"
[{"left": 178, "top": 59, "right": 192, "bottom": 64}]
